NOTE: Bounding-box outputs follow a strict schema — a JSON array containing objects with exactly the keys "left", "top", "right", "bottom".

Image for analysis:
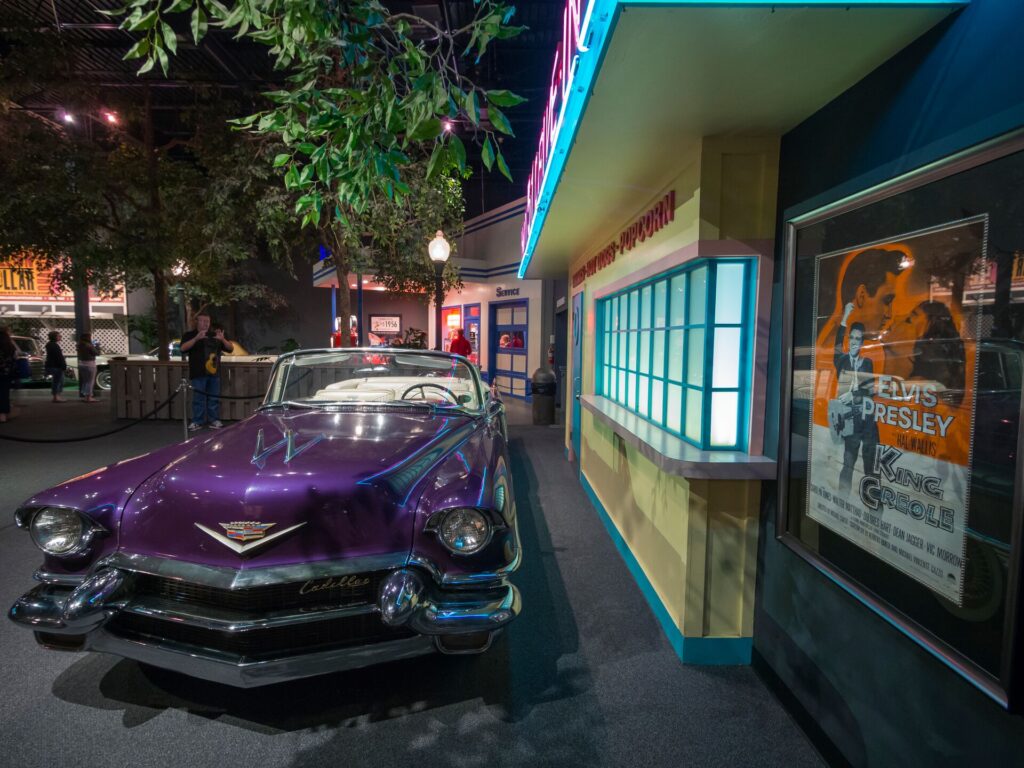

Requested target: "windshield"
[
  {"left": 13, "top": 338, "right": 36, "bottom": 354},
  {"left": 264, "top": 349, "right": 484, "bottom": 412}
]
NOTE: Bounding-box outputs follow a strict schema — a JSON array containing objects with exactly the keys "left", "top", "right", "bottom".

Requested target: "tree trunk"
[
  {"left": 144, "top": 85, "right": 168, "bottom": 360},
  {"left": 153, "top": 269, "right": 170, "bottom": 362}
]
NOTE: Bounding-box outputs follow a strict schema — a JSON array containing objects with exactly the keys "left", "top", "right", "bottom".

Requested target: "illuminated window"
[{"left": 596, "top": 259, "right": 753, "bottom": 451}]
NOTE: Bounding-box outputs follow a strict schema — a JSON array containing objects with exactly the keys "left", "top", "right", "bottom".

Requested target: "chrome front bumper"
[{"left": 9, "top": 565, "right": 520, "bottom": 688}]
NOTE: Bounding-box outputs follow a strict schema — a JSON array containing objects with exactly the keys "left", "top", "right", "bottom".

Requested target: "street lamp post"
[
  {"left": 428, "top": 230, "right": 451, "bottom": 351},
  {"left": 171, "top": 261, "right": 189, "bottom": 338}
]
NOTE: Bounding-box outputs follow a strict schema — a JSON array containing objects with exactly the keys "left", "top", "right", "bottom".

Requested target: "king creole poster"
[{"left": 806, "top": 217, "right": 986, "bottom": 605}]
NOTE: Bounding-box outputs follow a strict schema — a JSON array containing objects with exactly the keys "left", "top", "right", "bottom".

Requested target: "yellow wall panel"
[{"left": 564, "top": 134, "right": 778, "bottom": 647}]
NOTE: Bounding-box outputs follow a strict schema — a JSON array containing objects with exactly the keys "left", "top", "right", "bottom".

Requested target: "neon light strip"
[
  {"left": 519, "top": 0, "right": 607, "bottom": 278},
  {"left": 517, "top": 0, "right": 968, "bottom": 279}
]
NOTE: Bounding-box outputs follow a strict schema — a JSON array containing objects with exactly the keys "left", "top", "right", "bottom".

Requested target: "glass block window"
[{"left": 597, "top": 259, "right": 753, "bottom": 451}]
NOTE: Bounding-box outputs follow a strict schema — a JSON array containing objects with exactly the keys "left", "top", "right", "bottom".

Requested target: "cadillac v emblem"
[
  {"left": 222, "top": 521, "right": 275, "bottom": 541},
  {"left": 195, "top": 520, "right": 306, "bottom": 555}
]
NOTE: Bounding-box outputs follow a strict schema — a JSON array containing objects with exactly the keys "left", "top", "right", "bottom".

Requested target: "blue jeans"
[
  {"left": 191, "top": 376, "right": 221, "bottom": 424},
  {"left": 47, "top": 367, "right": 64, "bottom": 396}
]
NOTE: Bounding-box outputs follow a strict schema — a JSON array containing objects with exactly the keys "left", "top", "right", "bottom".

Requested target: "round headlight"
[
  {"left": 30, "top": 507, "right": 84, "bottom": 555},
  {"left": 438, "top": 508, "right": 491, "bottom": 555}
]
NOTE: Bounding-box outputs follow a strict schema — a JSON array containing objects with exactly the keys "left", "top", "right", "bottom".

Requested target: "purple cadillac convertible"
[{"left": 9, "top": 349, "right": 520, "bottom": 687}]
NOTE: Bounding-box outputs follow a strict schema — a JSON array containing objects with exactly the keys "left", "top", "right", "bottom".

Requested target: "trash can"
[{"left": 531, "top": 368, "right": 557, "bottom": 425}]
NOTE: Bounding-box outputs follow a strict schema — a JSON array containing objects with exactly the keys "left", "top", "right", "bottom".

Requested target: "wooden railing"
[{"left": 109, "top": 359, "right": 274, "bottom": 421}]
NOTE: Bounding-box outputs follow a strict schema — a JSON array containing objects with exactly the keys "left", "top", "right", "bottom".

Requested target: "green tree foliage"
[
  {"left": 111, "top": 0, "right": 525, "bottom": 225},
  {"left": 0, "top": 100, "right": 311, "bottom": 359},
  {"left": 110, "top": 1, "right": 526, "bottom": 345},
  {"left": 342, "top": 156, "right": 466, "bottom": 298}
]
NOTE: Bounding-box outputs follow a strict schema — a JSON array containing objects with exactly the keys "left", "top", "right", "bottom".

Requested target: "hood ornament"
[
  {"left": 195, "top": 520, "right": 306, "bottom": 555},
  {"left": 222, "top": 521, "right": 274, "bottom": 541},
  {"left": 251, "top": 427, "right": 325, "bottom": 469}
]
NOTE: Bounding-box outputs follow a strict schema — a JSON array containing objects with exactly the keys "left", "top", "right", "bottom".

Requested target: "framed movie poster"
[
  {"left": 779, "top": 132, "right": 1024, "bottom": 705},
  {"left": 806, "top": 218, "right": 985, "bottom": 605},
  {"left": 369, "top": 315, "right": 401, "bottom": 335}
]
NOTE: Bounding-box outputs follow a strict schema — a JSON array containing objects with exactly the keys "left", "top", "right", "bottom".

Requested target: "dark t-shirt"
[
  {"left": 45, "top": 341, "right": 65, "bottom": 369},
  {"left": 76, "top": 341, "right": 97, "bottom": 362},
  {"left": 182, "top": 330, "right": 226, "bottom": 379}
]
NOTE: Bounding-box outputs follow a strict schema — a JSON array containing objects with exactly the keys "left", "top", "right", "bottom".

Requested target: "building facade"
[
  {"left": 0, "top": 256, "right": 134, "bottom": 355},
  {"left": 434, "top": 199, "right": 550, "bottom": 398},
  {"left": 519, "top": 1, "right": 1024, "bottom": 764}
]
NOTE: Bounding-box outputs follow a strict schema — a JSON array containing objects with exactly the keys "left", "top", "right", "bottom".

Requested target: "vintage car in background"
[
  {"left": 9, "top": 349, "right": 521, "bottom": 687},
  {"left": 12, "top": 335, "right": 46, "bottom": 384}
]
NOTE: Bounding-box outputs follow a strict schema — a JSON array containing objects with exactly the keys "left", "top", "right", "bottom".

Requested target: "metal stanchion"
[{"left": 181, "top": 378, "right": 190, "bottom": 440}]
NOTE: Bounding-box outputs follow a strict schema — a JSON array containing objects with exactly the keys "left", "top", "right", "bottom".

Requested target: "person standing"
[
  {"left": 181, "top": 313, "right": 233, "bottom": 431},
  {"left": 833, "top": 302, "right": 878, "bottom": 494},
  {"left": 45, "top": 331, "right": 66, "bottom": 403},
  {"left": 76, "top": 333, "right": 99, "bottom": 403},
  {"left": 0, "top": 327, "right": 16, "bottom": 423},
  {"left": 448, "top": 327, "right": 472, "bottom": 357}
]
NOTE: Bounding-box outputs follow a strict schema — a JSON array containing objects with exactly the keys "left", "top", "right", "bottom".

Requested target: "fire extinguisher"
[
  {"left": 330, "top": 330, "right": 343, "bottom": 348},
  {"left": 548, "top": 343, "right": 555, "bottom": 365}
]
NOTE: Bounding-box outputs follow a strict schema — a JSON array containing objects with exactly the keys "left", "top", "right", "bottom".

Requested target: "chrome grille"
[
  {"left": 131, "top": 572, "right": 385, "bottom": 614},
  {"left": 109, "top": 612, "right": 413, "bottom": 660}
]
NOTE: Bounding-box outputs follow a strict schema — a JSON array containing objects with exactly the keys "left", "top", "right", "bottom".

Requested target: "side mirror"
[{"left": 487, "top": 394, "right": 504, "bottom": 417}]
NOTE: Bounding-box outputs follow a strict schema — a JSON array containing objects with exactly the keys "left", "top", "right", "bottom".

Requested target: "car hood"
[{"left": 118, "top": 408, "right": 478, "bottom": 570}]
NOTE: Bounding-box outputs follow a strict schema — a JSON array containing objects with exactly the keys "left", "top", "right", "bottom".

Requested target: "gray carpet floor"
[{"left": 0, "top": 390, "right": 822, "bottom": 768}]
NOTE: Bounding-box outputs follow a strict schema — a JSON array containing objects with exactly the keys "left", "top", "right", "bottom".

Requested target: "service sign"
[{"left": 805, "top": 217, "right": 986, "bottom": 605}]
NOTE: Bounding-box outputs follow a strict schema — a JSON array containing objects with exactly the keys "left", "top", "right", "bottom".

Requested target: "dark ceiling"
[{"left": 0, "top": 0, "right": 563, "bottom": 218}]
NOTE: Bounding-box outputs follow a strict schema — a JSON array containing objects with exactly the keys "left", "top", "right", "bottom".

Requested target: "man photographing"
[{"left": 181, "top": 312, "right": 234, "bottom": 431}]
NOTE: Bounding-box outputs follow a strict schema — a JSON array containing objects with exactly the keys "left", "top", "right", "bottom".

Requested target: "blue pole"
[
  {"left": 330, "top": 285, "right": 337, "bottom": 340},
  {"left": 356, "top": 273, "right": 365, "bottom": 345}
]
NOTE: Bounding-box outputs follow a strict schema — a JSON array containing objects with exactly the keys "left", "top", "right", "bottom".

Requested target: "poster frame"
[
  {"left": 775, "top": 128, "right": 1024, "bottom": 709},
  {"left": 368, "top": 314, "right": 402, "bottom": 335}
]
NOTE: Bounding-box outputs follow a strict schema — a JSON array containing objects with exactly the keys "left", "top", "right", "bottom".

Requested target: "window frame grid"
[{"left": 596, "top": 258, "right": 753, "bottom": 451}]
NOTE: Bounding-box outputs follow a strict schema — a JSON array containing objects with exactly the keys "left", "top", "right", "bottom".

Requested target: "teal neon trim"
[
  {"left": 701, "top": 265, "right": 716, "bottom": 446},
  {"left": 517, "top": 0, "right": 967, "bottom": 279},
  {"left": 580, "top": 473, "right": 752, "bottom": 664},
  {"left": 627, "top": 1, "right": 961, "bottom": 5}
]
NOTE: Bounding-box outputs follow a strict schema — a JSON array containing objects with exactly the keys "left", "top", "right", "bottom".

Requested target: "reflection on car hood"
[{"left": 118, "top": 409, "right": 477, "bottom": 569}]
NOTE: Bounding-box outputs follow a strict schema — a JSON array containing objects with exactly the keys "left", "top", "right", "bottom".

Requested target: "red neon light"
[{"left": 522, "top": 0, "right": 585, "bottom": 259}]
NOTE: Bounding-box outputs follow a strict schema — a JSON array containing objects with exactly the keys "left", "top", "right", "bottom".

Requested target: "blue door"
[
  {"left": 570, "top": 290, "right": 583, "bottom": 472},
  {"left": 463, "top": 303, "right": 481, "bottom": 368},
  {"left": 490, "top": 300, "right": 530, "bottom": 399}
]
